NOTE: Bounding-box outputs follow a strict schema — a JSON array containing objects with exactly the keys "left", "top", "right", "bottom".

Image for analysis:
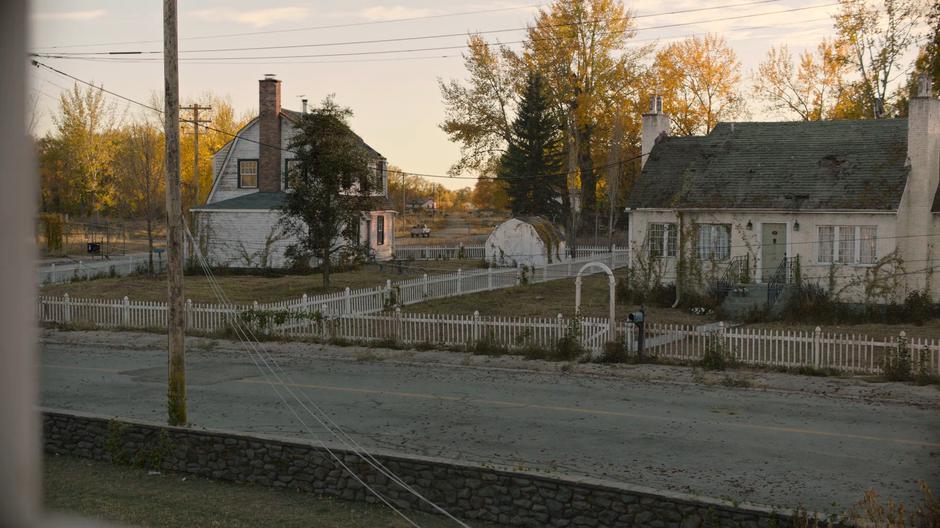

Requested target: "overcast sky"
[{"left": 29, "top": 0, "right": 860, "bottom": 189}]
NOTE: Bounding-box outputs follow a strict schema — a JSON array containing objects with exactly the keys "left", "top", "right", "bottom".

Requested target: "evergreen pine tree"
[{"left": 497, "top": 73, "right": 565, "bottom": 220}]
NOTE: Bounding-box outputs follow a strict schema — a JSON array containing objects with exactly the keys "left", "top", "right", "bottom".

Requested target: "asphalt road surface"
[{"left": 40, "top": 333, "right": 940, "bottom": 513}]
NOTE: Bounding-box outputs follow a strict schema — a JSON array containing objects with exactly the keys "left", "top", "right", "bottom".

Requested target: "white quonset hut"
[{"left": 485, "top": 217, "right": 567, "bottom": 267}]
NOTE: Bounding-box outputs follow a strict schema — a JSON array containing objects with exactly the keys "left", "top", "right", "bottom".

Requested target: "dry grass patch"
[
  {"left": 41, "top": 260, "right": 481, "bottom": 304},
  {"left": 44, "top": 455, "right": 487, "bottom": 528},
  {"left": 402, "top": 274, "right": 709, "bottom": 326}
]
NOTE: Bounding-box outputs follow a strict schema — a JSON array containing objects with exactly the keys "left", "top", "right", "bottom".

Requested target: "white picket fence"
[
  {"left": 38, "top": 254, "right": 167, "bottom": 285},
  {"left": 38, "top": 251, "right": 629, "bottom": 326},
  {"left": 394, "top": 245, "right": 486, "bottom": 260},
  {"left": 643, "top": 323, "right": 940, "bottom": 374},
  {"left": 37, "top": 291, "right": 940, "bottom": 375},
  {"left": 394, "top": 244, "right": 625, "bottom": 262}
]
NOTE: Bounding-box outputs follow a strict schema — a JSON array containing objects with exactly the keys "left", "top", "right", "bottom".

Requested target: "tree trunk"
[
  {"left": 321, "top": 249, "right": 331, "bottom": 289},
  {"left": 146, "top": 217, "right": 154, "bottom": 274},
  {"left": 577, "top": 125, "right": 595, "bottom": 214}
]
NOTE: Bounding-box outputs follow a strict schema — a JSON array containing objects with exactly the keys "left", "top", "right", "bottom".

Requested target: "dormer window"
[{"left": 238, "top": 159, "right": 258, "bottom": 188}]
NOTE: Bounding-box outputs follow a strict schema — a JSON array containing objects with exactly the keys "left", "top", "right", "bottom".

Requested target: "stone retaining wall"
[{"left": 43, "top": 409, "right": 818, "bottom": 528}]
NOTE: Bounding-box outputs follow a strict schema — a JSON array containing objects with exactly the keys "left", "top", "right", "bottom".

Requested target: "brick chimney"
[
  {"left": 641, "top": 94, "right": 670, "bottom": 169},
  {"left": 258, "top": 74, "right": 281, "bottom": 192}
]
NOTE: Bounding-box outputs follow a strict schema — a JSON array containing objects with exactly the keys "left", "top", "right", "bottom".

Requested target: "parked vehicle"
[{"left": 410, "top": 224, "right": 431, "bottom": 238}]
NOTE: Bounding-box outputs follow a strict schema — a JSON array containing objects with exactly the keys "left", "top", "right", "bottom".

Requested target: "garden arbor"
[{"left": 574, "top": 261, "right": 616, "bottom": 339}]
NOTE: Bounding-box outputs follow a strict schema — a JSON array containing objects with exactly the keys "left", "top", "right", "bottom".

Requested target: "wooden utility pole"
[
  {"left": 164, "top": 0, "right": 186, "bottom": 426},
  {"left": 181, "top": 103, "right": 211, "bottom": 205}
]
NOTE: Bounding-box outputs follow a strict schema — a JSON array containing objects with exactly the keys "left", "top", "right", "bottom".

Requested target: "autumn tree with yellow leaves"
[
  {"left": 652, "top": 34, "right": 746, "bottom": 136},
  {"left": 753, "top": 39, "right": 856, "bottom": 121}
]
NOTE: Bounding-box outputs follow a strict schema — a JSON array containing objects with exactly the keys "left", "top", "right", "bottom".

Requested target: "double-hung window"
[
  {"left": 697, "top": 224, "right": 731, "bottom": 261},
  {"left": 376, "top": 215, "right": 385, "bottom": 246},
  {"left": 238, "top": 159, "right": 258, "bottom": 188},
  {"left": 648, "top": 223, "right": 677, "bottom": 258},
  {"left": 817, "top": 225, "right": 877, "bottom": 265}
]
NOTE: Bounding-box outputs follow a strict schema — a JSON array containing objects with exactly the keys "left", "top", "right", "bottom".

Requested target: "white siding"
[
  {"left": 196, "top": 209, "right": 397, "bottom": 268},
  {"left": 627, "top": 209, "right": 902, "bottom": 303}
]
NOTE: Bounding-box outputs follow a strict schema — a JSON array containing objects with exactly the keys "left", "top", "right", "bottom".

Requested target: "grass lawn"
[
  {"left": 402, "top": 274, "right": 710, "bottom": 326},
  {"left": 44, "top": 455, "right": 488, "bottom": 528},
  {"left": 41, "top": 260, "right": 484, "bottom": 304}
]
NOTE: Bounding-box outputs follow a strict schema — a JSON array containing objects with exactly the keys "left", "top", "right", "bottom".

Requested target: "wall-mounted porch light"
[
  {"left": 746, "top": 220, "right": 753, "bottom": 231},
  {"left": 793, "top": 221, "right": 800, "bottom": 232}
]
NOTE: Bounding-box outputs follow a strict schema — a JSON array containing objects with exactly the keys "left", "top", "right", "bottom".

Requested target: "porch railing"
[
  {"left": 767, "top": 256, "right": 797, "bottom": 310},
  {"left": 715, "top": 254, "right": 749, "bottom": 302}
]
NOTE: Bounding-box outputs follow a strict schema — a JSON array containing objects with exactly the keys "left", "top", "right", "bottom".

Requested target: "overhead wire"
[
  {"left": 31, "top": 2, "right": 550, "bottom": 50},
  {"left": 32, "top": 0, "right": 785, "bottom": 57},
  {"left": 31, "top": 2, "right": 838, "bottom": 62},
  {"left": 30, "top": 58, "right": 648, "bottom": 183},
  {"left": 184, "top": 224, "right": 471, "bottom": 527}
]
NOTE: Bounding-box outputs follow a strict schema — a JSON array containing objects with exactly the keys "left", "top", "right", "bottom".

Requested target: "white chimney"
[
  {"left": 641, "top": 94, "right": 670, "bottom": 169},
  {"left": 898, "top": 73, "right": 940, "bottom": 293}
]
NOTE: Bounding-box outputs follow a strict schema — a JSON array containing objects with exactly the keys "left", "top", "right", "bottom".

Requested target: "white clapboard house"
[
  {"left": 191, "top": 75, "right": 397, "bottom": 268},
  {"left": 625, "top": 76, "right": 940, "bottom": 306}
]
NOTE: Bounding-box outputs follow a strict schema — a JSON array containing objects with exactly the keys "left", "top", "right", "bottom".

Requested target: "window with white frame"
[
  {"left": 237, "top": 159, "right": 258, "bottom": 188},
  {"left": 697, "top": 224, "right": 731, "bottom": 261},
  {"left": 647, "top": 223, "right": 677, "bottom": 258},
  {"left": 817, "top": 225, "right": 877, "bottom": 264}
]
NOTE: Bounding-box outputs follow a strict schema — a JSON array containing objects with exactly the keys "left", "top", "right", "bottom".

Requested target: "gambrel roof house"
[
  {"left": 625, "top": 76, "right": 940, "bottom": 308},
  {"left": 191, "top": 76, "right": 397, "bottom": 268}
]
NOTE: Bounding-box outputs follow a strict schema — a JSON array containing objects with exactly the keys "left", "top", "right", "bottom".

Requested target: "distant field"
[
  {"left": 44, "top": 455, "right": 486, "bottom": 528},
  {"left": 40, "top": 260, "right": 484, "bottom": 304}
]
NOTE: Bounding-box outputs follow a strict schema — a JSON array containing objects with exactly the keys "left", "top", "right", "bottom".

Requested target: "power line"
[
  {"left": 30, "top": 15, "right": 833, "bottom": 68},
  {"left": 32, "top": 0, "right": 786, "bottom": 57},
  {"left": 31, "top": 2, "right": 548, "bottom": 50},
  {"left": 32, "top": 2, "right": 838, "bottom": 63},
  {"left": 30, "top": 59, "right": 647, "bottom": 184}
]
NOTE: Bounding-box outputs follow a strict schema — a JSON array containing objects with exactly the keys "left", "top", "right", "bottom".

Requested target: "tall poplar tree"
[{"left": 497, "top": 73, "right": 565, "bottom": 220}]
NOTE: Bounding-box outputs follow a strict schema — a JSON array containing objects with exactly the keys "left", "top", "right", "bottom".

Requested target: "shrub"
[
  {"left": 883, "top": 337, "right": 913, "bottom": 382},
  {"left": 598, "top": 339, "right": 628, "bottom": 364},
  {"left": 553, "top": 318, "right": 585, "bottom": 361},
  {"left": 699, "top": 334, "right": 734, "bottom": 371},
  {"left": 469, "top": 333, "right": 508, "bottom": 356},
  {"left": 904, "top": 290, "right": 933, "bottom": 325}
]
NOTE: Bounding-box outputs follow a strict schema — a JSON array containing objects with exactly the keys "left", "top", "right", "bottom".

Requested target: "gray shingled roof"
[
  {"left": 626, "top": 119, "right": 910, "bottom": 211},
  {"left": 281, "top": 109, "right": 384, "bottom": 159},
  {"left": 192, "top": 191, "right": 288, "bottom": 211}
]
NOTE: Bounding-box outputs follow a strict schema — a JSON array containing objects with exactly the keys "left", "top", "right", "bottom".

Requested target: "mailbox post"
[{"left": 628, "top": 308, "right": 646, "bottom": 360}]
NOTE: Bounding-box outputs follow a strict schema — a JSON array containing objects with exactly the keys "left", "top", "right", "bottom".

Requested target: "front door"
[{"left": 761, "top": 223, "right": 786, "bottom": 282}]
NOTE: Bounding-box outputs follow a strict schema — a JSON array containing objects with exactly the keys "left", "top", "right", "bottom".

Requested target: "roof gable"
[{"left": 627, "top": 119, "right": 910, "bottom": 211}]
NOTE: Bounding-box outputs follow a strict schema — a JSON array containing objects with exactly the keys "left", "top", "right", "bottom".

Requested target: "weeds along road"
[{"left": 40, "top": 330, "right": 940, "bottom": 514}]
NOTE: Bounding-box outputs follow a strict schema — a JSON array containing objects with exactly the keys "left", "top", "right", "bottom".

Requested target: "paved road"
[{"left": 40, "top": 336, "right": 940, "bottom": 513}]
